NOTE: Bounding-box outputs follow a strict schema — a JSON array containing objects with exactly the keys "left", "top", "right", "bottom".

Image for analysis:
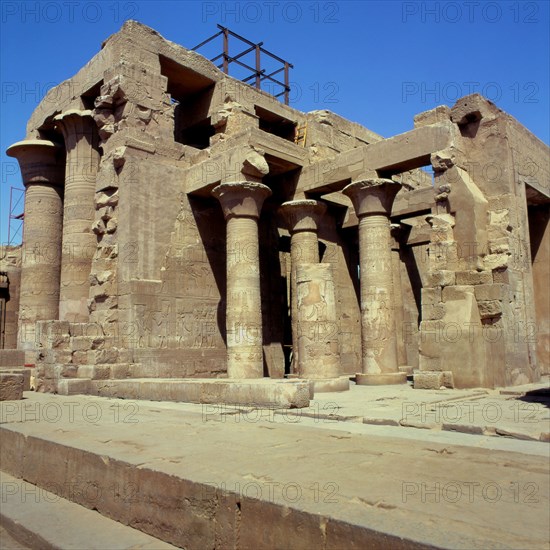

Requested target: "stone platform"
[
  {"left": 0, "top": 386, "right": 548, "bottom": 549},
  {"left": 59, "top": 378, "right": 311, "bottom": 409},
  {"left": 310, "top": 376, "right": 350, "bottom": 393}
]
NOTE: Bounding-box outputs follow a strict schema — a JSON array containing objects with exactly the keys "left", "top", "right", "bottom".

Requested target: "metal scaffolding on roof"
[{"left": 192, "top": 25, "right": 293, "bottom": 105}]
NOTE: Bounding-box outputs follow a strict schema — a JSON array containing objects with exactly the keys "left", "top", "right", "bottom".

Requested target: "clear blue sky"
[{"left": 1, "top": 0, "right": 549, "bottom": 244}]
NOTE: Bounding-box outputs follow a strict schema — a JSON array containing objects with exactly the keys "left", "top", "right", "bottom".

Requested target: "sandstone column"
[
  {"left": 280, "top": 199, "right": 326, "bottom": 374},
  {"left": 212, "top": 182, "right": 272, "bottom": 378},
  {"left": 6, "top": 140, "right": 65, "bottom": 349},
  {"left": 343, "top": 178, "right": 406, "bottom": 385},
  {"left": 54, "top": 110, "right": 100, "bottom": 323},
  {"left": 296, "top": 263, "right": 345, "bottom": 385}
]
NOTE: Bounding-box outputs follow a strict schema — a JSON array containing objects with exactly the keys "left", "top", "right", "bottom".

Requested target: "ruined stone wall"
[
  {"left": 505, "top": 116, "right": 550, "bottom": 375},
  {"left": 0, "top": 246, "right": 22, "bottom": 349},
  {"left": 415, "top": 96, "right": 547, "bottom": 388}
]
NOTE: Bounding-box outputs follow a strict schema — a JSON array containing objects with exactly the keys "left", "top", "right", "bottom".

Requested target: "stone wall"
[{"left": 0, "top": 246, "right": 22, "bottom": 350}]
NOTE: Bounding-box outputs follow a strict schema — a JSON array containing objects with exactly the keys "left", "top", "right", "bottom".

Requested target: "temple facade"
[{"left": 1, "top": 21, "right": 548, "bottom": 400}]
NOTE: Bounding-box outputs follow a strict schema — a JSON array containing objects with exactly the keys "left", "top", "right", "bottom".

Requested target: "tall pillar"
[
  {"left": 6, "top": 140, "right": 64, "bottom": 349},
  {"left": 54, "top": 110, "right": 100, "bottom": 322},
  {"left": 390, "top": 223, "right": 408, "bottom": 368},
  {"left": 295, "top": 263, "right": 342, "bottom": 381},
  {"left": 343, "top": 178, "right": 406, "bottom": 385},
  {"left": 212, "top": 182, "right": 272, "bottom": 378},
  {"left": 280, "top": 199, "right": 326, "bottom": 374}
]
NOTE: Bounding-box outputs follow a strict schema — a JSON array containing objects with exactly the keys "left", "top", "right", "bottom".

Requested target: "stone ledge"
[
  {"left": 0, "top": 471, "right": 177, "bottom": 550},
  {"left": 90, "top": 378, "right": 311, "bottom": 409},
  {"left": 309, "top": 376, "right": 350, "bottom": 393},
  {"left": 356, "top": 372, "right": 407, "bottom": 386}
]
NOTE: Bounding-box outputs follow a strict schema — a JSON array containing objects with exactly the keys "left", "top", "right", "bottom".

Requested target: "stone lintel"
[
  {"left": 298, "top": 123, "right": 454, "bottom": 195},
  {"left": 185, "top": 130, "right": 305, "bottom": 196}
]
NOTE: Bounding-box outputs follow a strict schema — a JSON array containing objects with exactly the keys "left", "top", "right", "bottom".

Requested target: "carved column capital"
[
  {"left": 280, "top": 199, "right": 326, "bottom": 233},
  {"left": 6, "top": 140, "right": 64, "bottom": 187},
  {"left": 212, "top": 181, "right": 272, "bottom": 220},
  {"left": 54, "top": 109, "right": 98, "bottom": 151},
  {"left": 343, "top": 178, "right": 402, "bottom": 217}
]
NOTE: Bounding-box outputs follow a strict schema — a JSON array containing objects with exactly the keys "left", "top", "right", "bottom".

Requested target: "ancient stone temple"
[{"left": 1, "top": 21, "right": 548, "bottom": 404}]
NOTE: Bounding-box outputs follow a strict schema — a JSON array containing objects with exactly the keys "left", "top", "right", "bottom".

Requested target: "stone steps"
[
  {"left": 1, "top": 392, "right": 548, "bottom": 550},
  {"left": 0, "top": 471, "right": 177, "bottom": 549}
]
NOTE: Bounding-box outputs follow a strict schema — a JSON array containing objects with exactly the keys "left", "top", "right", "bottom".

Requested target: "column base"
[{"left": 356, "top": 372, "right": 407, "bottom": 386}]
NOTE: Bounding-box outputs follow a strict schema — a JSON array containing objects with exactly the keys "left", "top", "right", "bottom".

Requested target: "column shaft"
[
  {"left": 55, "top": 110, "right": 100, "bottom": 323},
  {"left": 358, "top": 214, "right": 397, "bottom": 374},
  {"left": 6, "top": 140, "right": 64, "bottom": 349},
  {"left": 212, "top": 181, "right": 272, "bottom": 379},
  {"left": 280, "top": 199, "right": 326, "bottom": 376},
  {"left": 290, "top": 230, "right": 318, "bottom": 374},
  {"left": 226, "top": 216, "right": 263, "bottom": 378},
  {"left": 296, "top": 263, "right": 340, "bottom": 379},
  {"left": 343, "top": 178, "right": 405, "bottom": 384}
]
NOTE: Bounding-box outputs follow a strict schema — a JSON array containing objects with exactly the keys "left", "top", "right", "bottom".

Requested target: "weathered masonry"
[{"left": 1, "top": 21, "right": 548, "bottom": 403}]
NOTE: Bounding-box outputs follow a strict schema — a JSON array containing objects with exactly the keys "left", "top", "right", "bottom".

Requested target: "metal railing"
[{"left": 192, "top": 25, "right": 293, "bottom": 105}]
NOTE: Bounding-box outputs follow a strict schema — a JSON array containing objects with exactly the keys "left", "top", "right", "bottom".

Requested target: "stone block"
[
  {"left": 474, "top": 283, "right": 507, "bottom": 301},
  {"left": 421, "top": 303, "right": 446, "bottom": 320},
  {"left": 441, "top": 370, "right": 454, "bottom": 388},
  {"left": 450, "top": 93, "right": 499, "bottom": 125},
  {"left": 455, "top": 270, "right": 493, "bottom": 285},
  {"left": 356, "top": 372, "right": 407, "bottom": 385},
  {"left": 478, "top": 300, "right": 503, "bottom": 319},
  {"left": 442, "top": 285, "right": 474, "bottom": 302},
  {"left": 70, "top": 336, "right": 95, "bottom": 351},
  {"left": 0, "top": 373, "right": 24, "bottom": 400},
  {"left": 93, "top": 379, "right": 311, "bottom": 408},
  {"left": 0, "top": 350, "right": 24, "bottom": 367},
  {"left": 421, "top": 287, "right": 441, "bottom": 305},
  {"left": 310, "top": 376, "right": 350, "bottom": 392},
  {"left": 57, "top": 379, "right": 91, "bottom": 396},
  {"left": 413, "top": 371, "right": 443, "bottom": 389},
  {"left": 76, "top": 365, "right": 111, "bottom": 380},
  {"left": 492, "top": 268, "right": 510, "bottom": 283},
  {"left": 59, "top": 365, "right": 78, "bottom": 378},
  {"left": 484, "top": 253, "right": 510, "bottom": 271},
  {"left": 72, "top": 351, "right": 89, "bottom": 365},
  {"left": 88, "top": 349, "right": 119, "bottom": 364},
  {"left": 0, "top": 368, "right": 30, "bottom": 391},
  {"left": 427, "top": 270, "right": 455, "bottom": 287},
  {"left": 110, "top": 364, "right": 131, "bottom": 379},
  {"left": 414, "top": 105, "right": 451, "bottom": 127}
]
